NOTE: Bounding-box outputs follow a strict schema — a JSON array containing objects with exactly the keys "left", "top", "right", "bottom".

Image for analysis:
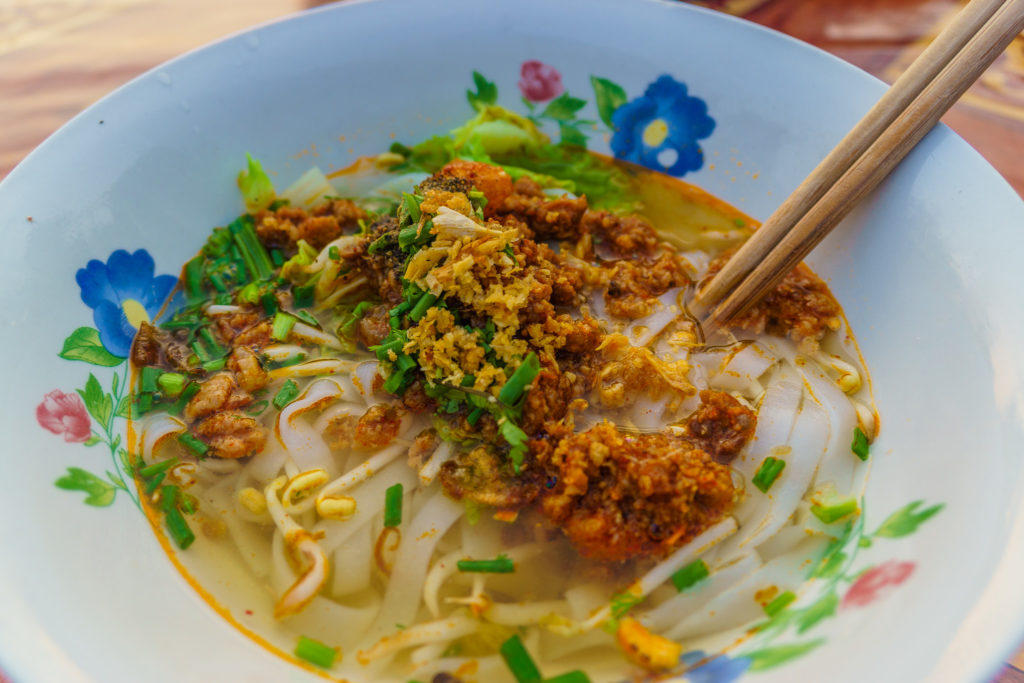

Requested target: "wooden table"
[{"left": 0, "top": 1, "right": 1021, "bottom": 681}]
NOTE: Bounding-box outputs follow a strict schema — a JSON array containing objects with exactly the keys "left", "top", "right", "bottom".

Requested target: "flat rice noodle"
[
  {"left": 331, "top": 520, "right": 373, "bottom": 597},
  {"left": 731, "top": 373, "right": 802, "bottom": 484},
  {"left": 640, "top": 552, "right": 762, "bottom": 633},
  {"left": 622, "top": 286, "right": 684, "bottom": 347},
  {"left": 564, "top": 582, "right": 613, "bottom": 622},
  {"left": 486, "top": 600, "right": 570, "bottom": 626},
  {"left": 664, "top": 540, "right": 817, "bottom": 641},
  {"left": 315, "top": 456, "right": 418, "bottom": 554},
  {"left": 284, "top": 592, "right": 381, "bottom": 653},
  {"left": 275, "top": 379, "right": 344, "bottom": 476},
  {"left": 418, "top": 441, "right": 454, "bottom": 486},
  {"left": 311, "top": 401, "right": 362, "bottom": 436},
  {"left": 637, "top": 518, "right": 737, "bottom": 597},
  {"left": 407, "top": 655, "right": 507, "bottom": 683},
  {"left": 353, "top": 361, "right": 382, "bottom": 404},
  {"left": 140, "top": 414, "right": 185, "bottom": 461},
  {"left": 708, "top": 343, "right": 777, "bottom": 396},
  {"left": 538, "top": 627, "right": 612, "bottom": 662},
  {"left": 204, "top": 481, "right": 274, "bottom": 579},
  {"left": 363, "top": 492, "right": 464, "bottom": 643},
  {"left": 423, "top": 548, "right": 464, "bottom": 619},
  {"left": 725, "top": 387, "right": 828, "bottom": 555},
  {"left": 242, "top": 436, "right": 289, "bottom": 484}
]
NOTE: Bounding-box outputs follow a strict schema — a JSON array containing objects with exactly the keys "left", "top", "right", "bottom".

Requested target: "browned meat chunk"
[
  {"left": 193, "top": 412, "right": 266, "bottom": 459},
  {"left": 537, "top": 423, "right": 736, "bottom": 562},
  {"left": 183, "top": 373, "right": 252, "bottom": 421},
  {"left": 360, "top": 216, "right": 405, "bottom": 305},
  {"left": 683, "top": 390, "right": 757, "bottom": 463},
  {"left": 354, "top": 404, "right": 404, "bottom": 448},
  {"left": 357, "top": 303, "right": 391, "bottom": 348},
  {"left": 226, "top": 346, "right": 268, "bottom": 393},
  {"left": 131, "top": 321, "right": 161, "bottom": 366},
  {"left": 703, "top": 253, "right": 842, "bottom": 353},
  {"left": 604, "top": 252, "right": 690, "bottom": 319},
  {"left": 520, "top": 359, "right": 584, "bottom": 436},
  {"left": 233, "top": 320, "right": 273, "bottom": 349},
  {"left": 399, "top": 379, "right": 436, "bottom": 414},
  {"left": 438, "top": 160, "right": 513, "bottom": 216},
  {"left": 212, "top": 308, "right": 263, "bottom": 344},
  {"left": 499, "top": 179, "right": 589, "bottom": 241},
  {"left": 439, "top": 445, "right": 540, "bottom": 509},
  {"left": 514, "top": 237, "right": 583, "bottom": 306},
  {"left": 323, "top": 413, "right": 358, "bottom": 450},
  {"left": 255, "top": 199, "right": 365, "bottom": 251},
  {"left": 580, "top": 209, "right": 660, "bottom": 257}
]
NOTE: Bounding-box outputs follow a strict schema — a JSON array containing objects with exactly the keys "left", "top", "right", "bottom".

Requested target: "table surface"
[{"left": 1, "top": 0, "right": 1022, "bottom": 681}]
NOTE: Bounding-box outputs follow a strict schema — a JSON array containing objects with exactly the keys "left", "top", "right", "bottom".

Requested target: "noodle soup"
[{"left": 129, "top": 108, "right": 874, "bottom": 682}]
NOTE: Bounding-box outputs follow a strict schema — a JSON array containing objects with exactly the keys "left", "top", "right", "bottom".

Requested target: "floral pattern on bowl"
[{"left": 35, "top": 64, "right": 944, "bottom": 682}]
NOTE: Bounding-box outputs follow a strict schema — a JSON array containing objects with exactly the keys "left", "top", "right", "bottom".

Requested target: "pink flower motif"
[
  {"left": 842, "top": 560, "right": 916, "bottom": 609},
  {"left": 518, "top": 60, "right": 564, "bottom": 102},
  {"left": 36, "top": 390, "right": 92, "bottom": 443}
]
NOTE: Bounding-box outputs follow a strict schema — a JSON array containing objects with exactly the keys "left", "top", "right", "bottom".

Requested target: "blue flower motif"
[
  {"left": 75, "top": 249, "right": 178, "bottom": 357},
  {"left": 610, "top": 75, "right": 715, "bottom": 176},
  {"left": 679, "top": 650, "right": 751, "bottom": 683}
]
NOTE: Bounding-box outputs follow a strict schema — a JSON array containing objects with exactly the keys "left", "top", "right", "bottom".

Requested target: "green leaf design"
[
  {"left": 58, "top": 327, "right": 123, "bottom": 367},
  {"left": 541, "top": 93, "right": 587, "bottom": 122},
  {"left": 115, "top": 396, "right": 132, "bottom": 419},
  {"left": 83, "top": 434, "right": 103, "bottom": 447},
  {"left": 873, "top": 500, "right": 944, "bottom": 539},
  {"left": 77, "top": 373, "right": 113, "bottom": 429},
  {"left": 55, "top": 467, "right": 117, "bottom": 507},
  {"left": 744, "top": 639, "right": 825, "bottom": 672},
  {"left": 467, "top": 71, "right": 498, "bottom": 111},
  {"left": 795, "top": 592, "right": 838, "bottom": 634},
  {"left": 590, "top": 76, "right": 627, "bottom": 128},
  {"left": 811, "top": 550, "right": 847, "bottom": 580},
  {"left": 106, "top": 471, "right": 127, "bottom": 490},
  {"left": 559, "top": 123, "right": 589, "bottom": 147}
]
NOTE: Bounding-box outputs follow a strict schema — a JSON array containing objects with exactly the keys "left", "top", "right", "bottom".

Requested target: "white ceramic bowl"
[{"left": 2, "top": 1, "right": 1023, "bottom": 681}]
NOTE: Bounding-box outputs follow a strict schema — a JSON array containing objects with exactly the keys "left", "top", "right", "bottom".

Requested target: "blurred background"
[
  {"left": 0, "top": 0, "right": 1021, "bottom": 681},
  {"left": 1, "top": 0, "right": 1021, "bottom": 195}
]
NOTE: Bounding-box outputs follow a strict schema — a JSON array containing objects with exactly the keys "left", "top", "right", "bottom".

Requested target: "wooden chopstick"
[{"left": 692, "top": 0, "right": 1022, "bottom": 328}]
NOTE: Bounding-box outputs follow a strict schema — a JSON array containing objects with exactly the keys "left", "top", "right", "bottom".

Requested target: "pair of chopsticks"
[{"left": 692, "top": 0, "right": 1024, "bottom": 331}]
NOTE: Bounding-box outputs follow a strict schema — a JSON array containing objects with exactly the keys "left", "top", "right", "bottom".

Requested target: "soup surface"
[{"left": 129, "top": 108, "right": 875, "bottom": 683}]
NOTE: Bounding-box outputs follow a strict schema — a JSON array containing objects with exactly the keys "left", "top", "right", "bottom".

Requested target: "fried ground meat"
[
  {"left": 605, "top": 252, "right": 691, "bottom": 320},
  {"left": 255, "top": 199, "right": 365, "bottom": 251},
  {"left": 439, "top": 445, "right": 541, "bottom": 509},
  {"left": 398, "top": 379, "right": 436, "bottom": 414},
  {"left": 498, "top": 176, "right": 589, "bottom": 241},
  {"left": 580, "top": 209, "right": 661, "bottom": 257},
  {"left": 130, "top": 322, "right": 195, "bottom": 373},
  {"left": 357, "top": 303, "right": 392, "bottom": 348},
  {"left": 193, "top": 411, "right": 266, "bottom": 459},
  {"left": 232, "top": 319, "right": 273, "bottom": 350},
  {"left": 354, "top": 404, "right": 404, "bottom": 449},
  {"left": 183, "top": 373, "right": 253, "bottom": 422},
  {"left": 437, "top": 159, "right": 513, "bottom": 216},
  {"left": 683, "top": 390, "right": 757, "bottom": 464},
  {"left": 520, "top": 358, "right": 586, "bottom": 436},
  {"left": 536, "top": 422, "right": 737, "bottom": 562},
  {"left": 703, "top": 252, "right": 842, "bottom": 353},
  {"left": 131, "top": 322, "right": 162, "bottom": 367},
  {"left": 226, "top": 346, "right": 269, "bottom": 393},
  {"left": 211, "top": 308, "right": 263, "bottom": 344},
  {"left": 323, "top": 413, "right": 358, "bottom": 450},
  {"left": 514, "top": 237, "right": 583, "bottom": 306},
  {"left": 360, "top": 216, "right": 405, "bottom": 305}
]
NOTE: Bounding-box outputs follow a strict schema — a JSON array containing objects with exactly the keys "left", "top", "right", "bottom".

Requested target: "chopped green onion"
[
  {"left": 294, "top": 310, "right": 320, "bottom": 328},
  {"left": 178, "top": 433, "right": 209, "bottom": 457},
  {"left": 851, "top": 427, "right": 870, "bottom": 461},
  {"left": 184, "top": 256, "right": 204, "bottom": 302},
  {"left": 271, "top": 248, "right": 284, "bottom": 267},
  {"left": 498, "top": 352, "right": 540, "bottom": 406},
  {"left": 384, "top": 483, "right": 403, "bottom": 528},
  {"left": 245, "top": 399, "right": 270, "bottom": 416},
  {"left": 190, "top": 339, "right": 211, "bottom": 363},
  {"left": 132, "top": 392, "right": 155, "bottom": 417},
  {"left": 293, "top": 284, "right": 315, "bottom": 309},
  {"left": 273, "top": 380, "right": 300, "bottom": 410},
  {"left": 395, "top": 354, "right": 417, "bottom": 372},
  {"left": 764, "top": 590, "right": 796, "bottom": 617},
  {"left": 169, "top": 382, "right": 201, "bottom": 416},
  {"left": 397, "top": 226, "right": 419, "bottom": 249},
  {"left": 670, "top": 559, "right": 710, "bottom": 592},
  {"left": 157, "top": 372, "right": 187, "bottom": 397},
  {"left": 408, "top": 291, "right": 438, "bottom": 322},
  {"left": 140, "top": 365, "right": 161, "bottom": 394},
  {"left": 752, "top": 456, "right": 786, "bottom": 493},
  {"left": 467, "top": 407, "right": 484, "bottom": 426},
  {"left": 811, "top": 496, "right": 858, "bottom": 524},
  {"left": 272, "top": 312, "right": 297, "bottom": 341},
  {"left": 144, "top": 471, "right": 166, "bottom": 495},
  {"left": 160, "top": 484, "right": 195, "bottom": 550},
  {"left": 401, "top": 192, "right": 422, "bottom": 223},
  {"left": 499, "top": 417, "right": 529, "bottom": 472},
  {"left": 390, "top": 300, "right": 412, "bottom": 318},
  {"left": 229, "top": 215, "right": 274, "bottom": 281},
  {"left": 544, "top": 672, "right": 591, "bottom": 683},
  {"left": 609, "top": 589, "right": 643, "bottom": 620},
  {"left": 733, "top": 217, "right": 746, "bottom": 228},
  {"left": 201, "top": 358, "right": 226, "bottom": 373},
  {"left": 208, "top": 272, "right": 228, "bottom": 293},
  {"left": 294, "top": 635, "right": 337, "bottom": 669},
  {"left": 328, "top": 245, "right": 340, "bottom": 261},
  {"left": 457, "top": 555, "right": 515, "bottom": 573},
  {"left": 382, "top": 368, "right": 409, "bottom": 394},
  {"left": 138, "top": 457, "right": 179, "bottom": 479},
  {"left": 198, "top": 327, "right": 227, "bottom": 358},
  {"left": 500, "top": 635, "right": 542, "bottom": 683},
  {"left": 261, "top": 291, "right": 278, "bottom": 316},
  {"left": 460, "top": 374, "right": 476, "bottom": 388}
]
